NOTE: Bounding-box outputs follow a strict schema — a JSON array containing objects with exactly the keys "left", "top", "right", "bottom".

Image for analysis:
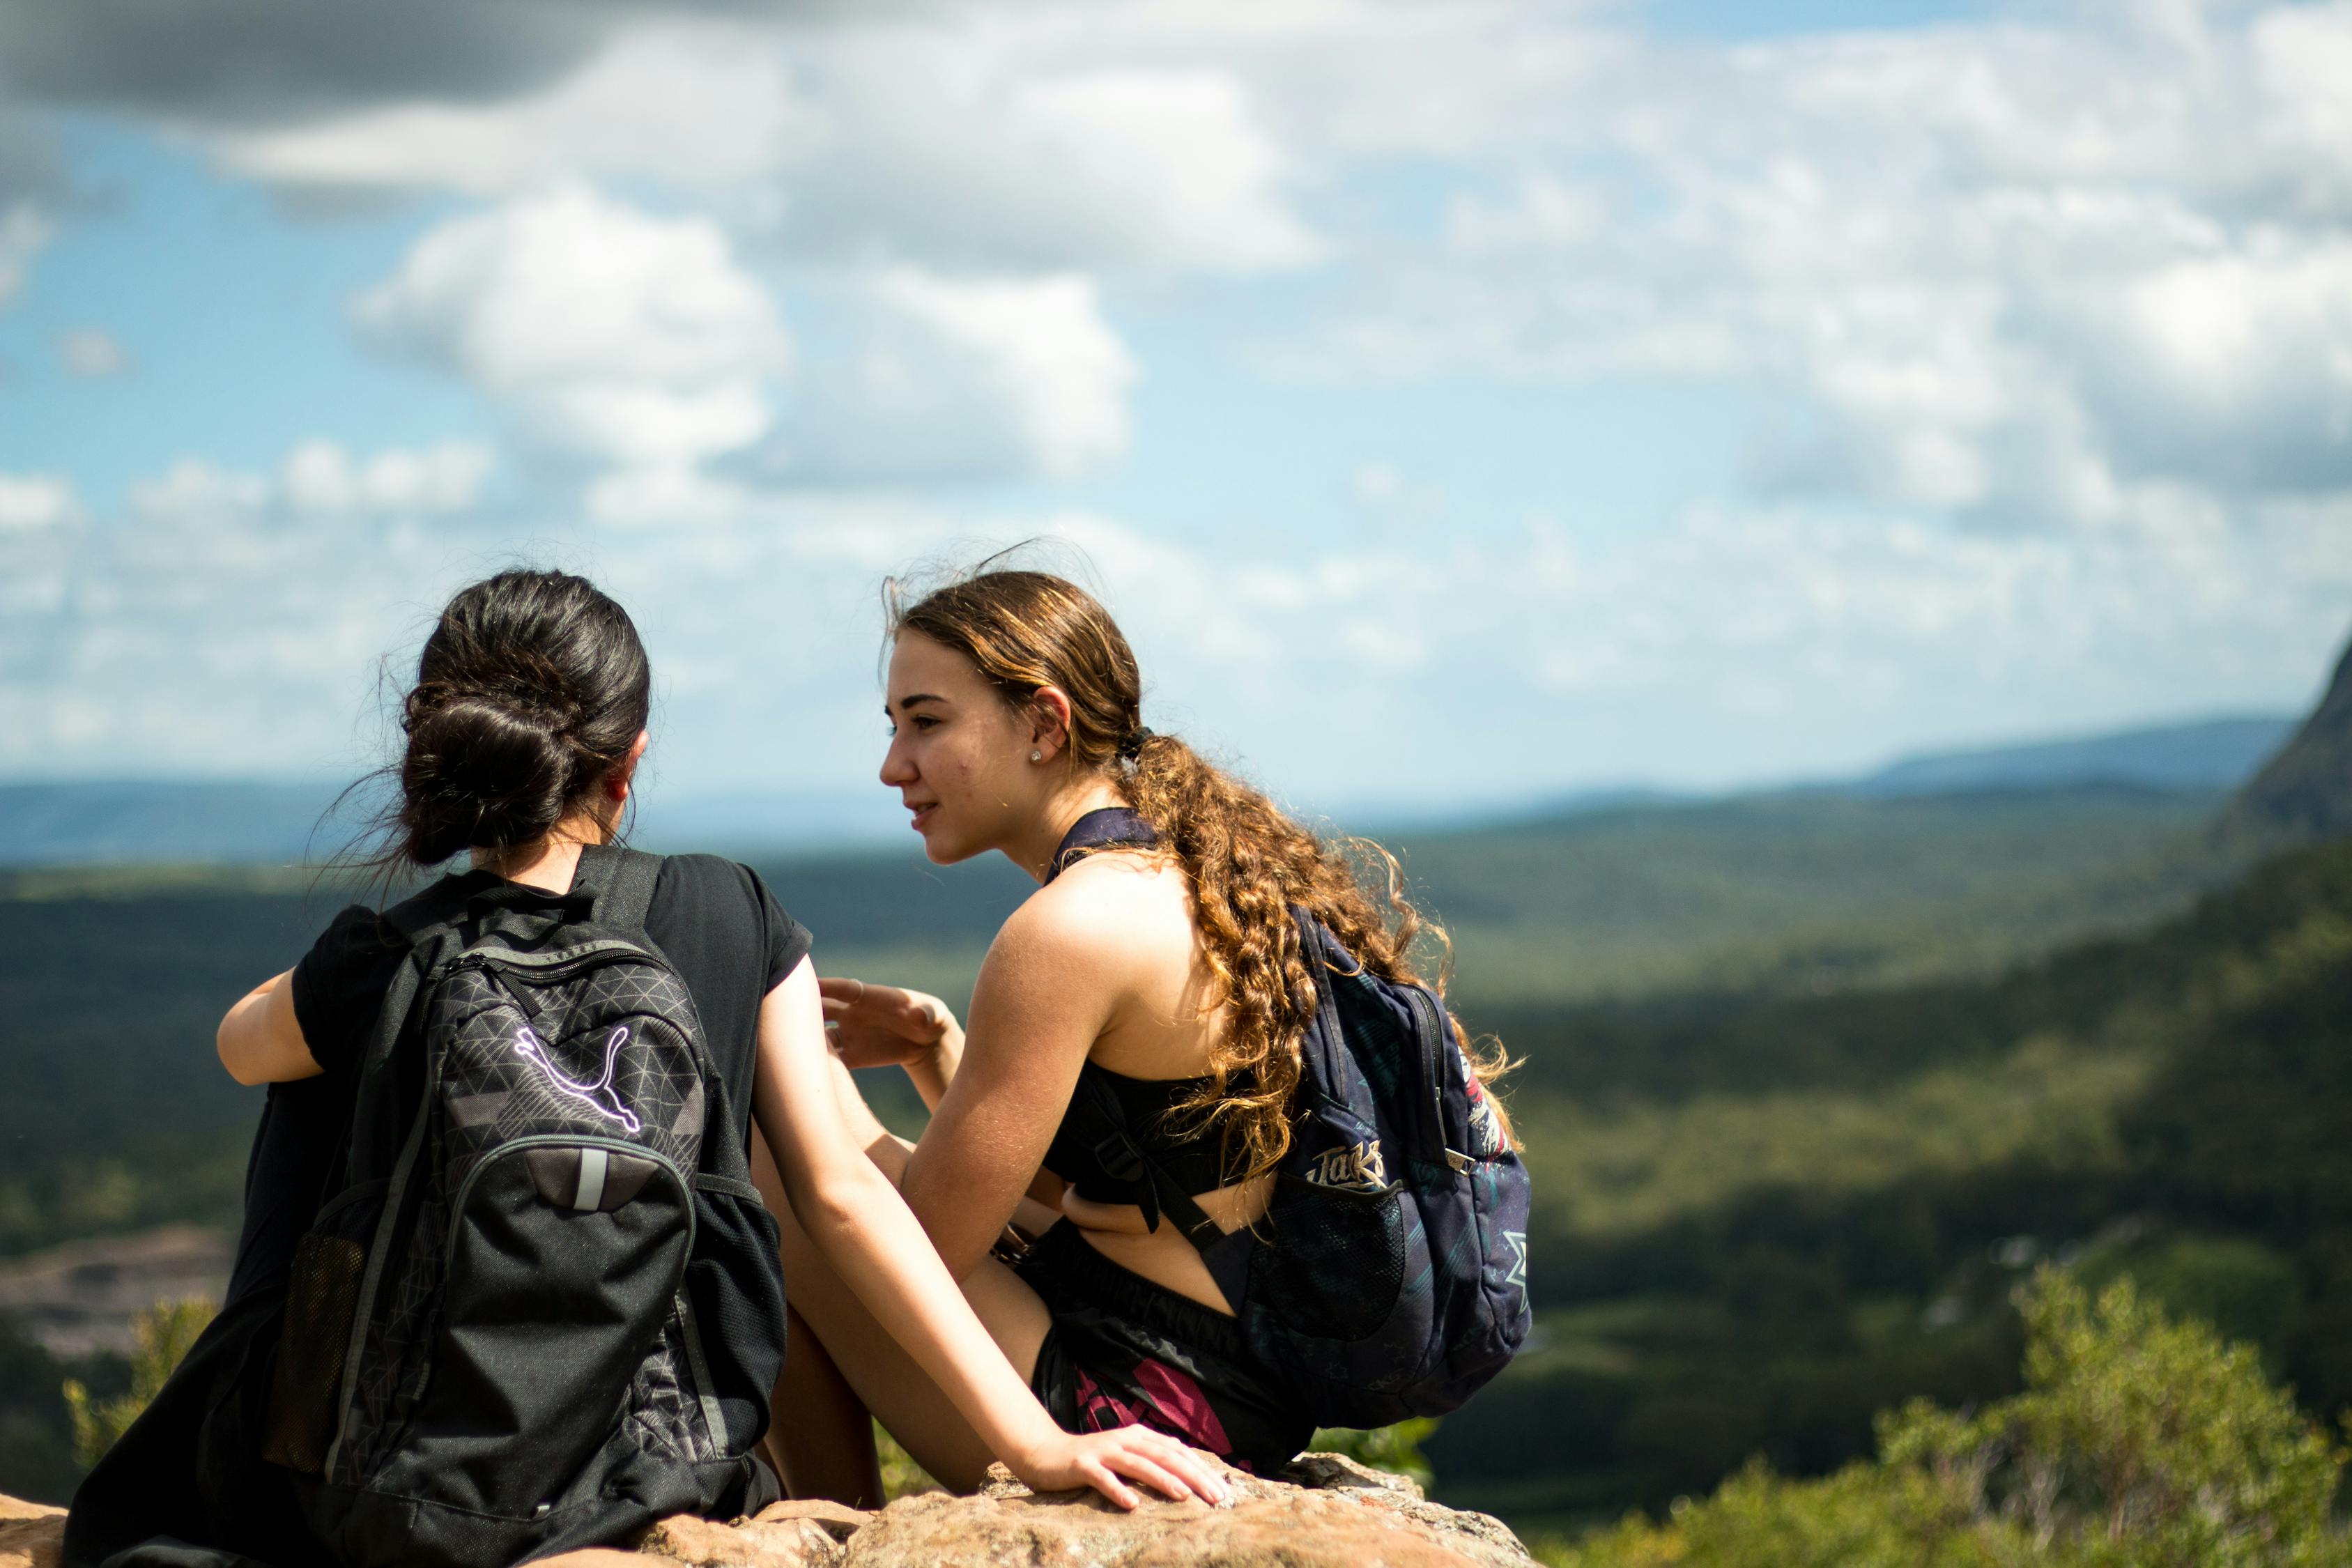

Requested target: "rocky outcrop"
[
  {"left": 2, "top": 1454, "right": 1533, "bottom": 1568},
  {"left": 1, "top": 1493, "right": 63, "bottom": 1568},
  {"left": 814, "top": 1455, "right": 1532, "bottom": 1568},
  {"left": 2223, "top": 628, "right": 2352, "bottom": 847}
]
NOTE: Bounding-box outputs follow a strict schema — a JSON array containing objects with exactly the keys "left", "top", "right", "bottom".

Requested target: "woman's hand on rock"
[
  {"left": 817, "top": 977, "right": 955, "bottom": 1070},
  {"left": 1010, "top": 1425, "right": 1234, "bottom": 1511}
]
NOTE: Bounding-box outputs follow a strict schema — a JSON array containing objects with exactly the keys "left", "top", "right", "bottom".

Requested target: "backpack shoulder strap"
[
  {"left": 574, "top": 843, "right": 663, "bottom": 934},
  {"left": 335, "top": 878, "right": 471, "bottom": 1184}
]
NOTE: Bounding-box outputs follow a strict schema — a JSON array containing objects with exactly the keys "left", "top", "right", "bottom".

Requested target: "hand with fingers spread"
[
  {"left": 818, "top": 975, "right": 959, "bottom": 1072},
  {"left": 1007, "top": 1423, "right": 1234, "bottom": 1511}
]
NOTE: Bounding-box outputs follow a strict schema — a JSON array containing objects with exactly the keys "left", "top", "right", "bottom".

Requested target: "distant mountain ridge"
[
  {"left": 1849, "top": 714, "right": 2294, "bottom": 798},
  {"left": 0, "top": 708, "right": 2307, "bottom": 868},
  {"left": 0, "top": 778, "right": 907, "bottom": 868}
]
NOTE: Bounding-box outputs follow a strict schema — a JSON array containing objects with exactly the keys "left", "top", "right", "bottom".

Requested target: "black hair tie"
[{"left": 1117, "top": 726, "right": 1154, "bottom": 762}]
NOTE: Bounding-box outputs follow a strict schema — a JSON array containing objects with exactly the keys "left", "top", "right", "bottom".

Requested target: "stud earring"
[{"left": 1031, "top": 749, "right": 1043, "bottom": 762}]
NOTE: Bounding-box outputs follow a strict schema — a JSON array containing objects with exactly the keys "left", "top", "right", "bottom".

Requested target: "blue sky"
[{"left": 0, "top": 0, "right": 2346, "bottom": 823}]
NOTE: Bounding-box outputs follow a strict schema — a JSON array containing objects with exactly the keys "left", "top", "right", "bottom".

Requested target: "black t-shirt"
[{"left": 225, "top": 854, "right": 810, "bottom": 1303}]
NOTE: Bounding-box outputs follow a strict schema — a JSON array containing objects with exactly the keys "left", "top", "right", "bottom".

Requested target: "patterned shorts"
[{"left": 1015, "top": 1221, "right": 1312, "bottom": 1475}]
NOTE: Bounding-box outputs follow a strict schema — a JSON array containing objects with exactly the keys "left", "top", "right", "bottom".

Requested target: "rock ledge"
[{"left": 0, "top": 1454, "right": 1533, "bottom": 1568}]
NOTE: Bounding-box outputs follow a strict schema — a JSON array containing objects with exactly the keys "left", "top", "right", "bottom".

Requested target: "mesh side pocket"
[
  {"left": 261, "top": 1230, "right": 366, "bottom": 1473},
  {"left": 684, "top": 1177, "right": 787, "bottom": 1452},
  {"left": 1258, "top": 1178, "right": 1407, "bottom": 1342}
]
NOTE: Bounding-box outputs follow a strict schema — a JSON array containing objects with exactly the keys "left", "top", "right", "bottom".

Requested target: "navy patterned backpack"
[
  {"left": 1054, "top": 811, "right": 1533, "bottom": 1430},
  {"left": 1210, "top": 912, "right": 1533, "bottom": 1429}
]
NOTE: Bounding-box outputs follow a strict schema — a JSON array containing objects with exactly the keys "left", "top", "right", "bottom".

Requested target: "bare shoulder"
[{"left": 992, "top": 848, "right": 1190, "bottom": 975}]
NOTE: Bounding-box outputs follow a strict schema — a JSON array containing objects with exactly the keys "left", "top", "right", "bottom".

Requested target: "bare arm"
[
  {"left": 217, "top": 970, "right": 323, "bottom": 1086},
  {"left": 753, "top": 956, "right": 1224, "bottom": 1508},
  {"left": 893, "top": 897, "right": 1125, "bottom": 1280}
]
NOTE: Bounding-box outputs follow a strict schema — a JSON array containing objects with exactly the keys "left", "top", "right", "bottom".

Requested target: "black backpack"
[{"left": 261, "top": 847, "right": 785, "bottom": 1567}]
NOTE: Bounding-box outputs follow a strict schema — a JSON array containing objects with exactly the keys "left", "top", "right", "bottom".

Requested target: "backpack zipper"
[
  {"left": 672, "top": 1286, "right": 731, "bottom": 1454},
  {"left": 440, "top": 939, "right": 657, "bottom": 982},
  {"left": 1401, "top": 987, "right": 1473, "bottom": 1174}
]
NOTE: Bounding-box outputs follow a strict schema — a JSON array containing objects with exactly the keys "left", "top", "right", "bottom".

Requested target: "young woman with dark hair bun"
[
  {"left": 762, "top": 567, "right": 1514, "bottom": 1500},
  {"left": 65, "top": 568, "right": 1224, "bottom": 1568}
]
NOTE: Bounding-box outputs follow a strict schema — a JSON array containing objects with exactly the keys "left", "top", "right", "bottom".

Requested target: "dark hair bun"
[
  {"left": 382, "top": 569, "right": 651, "bottom": 867},
  {"left": 399, "top": 694, "right": 580, "bottom": 864}
]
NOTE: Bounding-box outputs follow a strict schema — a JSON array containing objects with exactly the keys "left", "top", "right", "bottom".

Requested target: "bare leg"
[
  {"left": 752, "top": 1059, "right": 1056, "bottom": 1499},
  {"left": 762, "top": 1302, "right": 880, "bottom": 1506}
]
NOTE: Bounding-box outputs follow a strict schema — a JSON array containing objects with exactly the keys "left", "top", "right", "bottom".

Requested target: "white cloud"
[
  {"left": 197, "top": 10, "right": 1322, "bottom": 278},
  {"left": 351, "top": 186, "right": 1143, "bottom": 500},
  {"left": 0, "top": 470, "right": 76, "bottom": 530},
  {"left": 278, "top": 438, "right": 494, "bottom": 515},
  {"left": 1349, "top": 461, "right": 1444, "bottom": 529},
  {"left": 781, "top": 268, "right": 1137, "bottom": 484},
  {"left": 128, "top": 441, "right": 491, "bottom": 524},
  {"left": 1284, "top": 3, "right": 2352, "bottom": 528},
  {"left": 353, "top": 184, "right": 786, "bottom": 503},
  {"left": 0, "top": 200, "right": 47, "bottom": 306},
  {"left": 1049, "top": 495, "right": 2352, "bottom": 797},
  {"left": 210, "top": 22, "right": 810, "bottom": 199},
  {"left": 750, "top": 46, "right": 1320, "bottom": 275},
  {"left": 129, "top": 459, "right": 272, "bottom": 523},
  {"left": 2, "top": 457, "right": 2344, "bottom": 797},
  {"left": 55, "top": 328, "right": 130, "bottom": 378}
]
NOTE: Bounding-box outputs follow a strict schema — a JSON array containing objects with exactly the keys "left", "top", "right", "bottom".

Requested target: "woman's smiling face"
[{"left": 879, "top": 630, "right": 1043, "bottom": 863}]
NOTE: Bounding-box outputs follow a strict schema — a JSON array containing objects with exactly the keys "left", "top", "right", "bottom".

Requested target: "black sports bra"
[{"left": 1034, "top": 808, "right": 1244, "bottom": 1242}]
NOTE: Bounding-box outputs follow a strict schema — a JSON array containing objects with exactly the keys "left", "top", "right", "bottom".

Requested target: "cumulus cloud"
[
  {"left": 0, "top": 102, "right": 59, "bottom": 309},
  {"left": 2, "top": 455, "right": 2344, "bottom": 792},
  {"left": 1349, "top": 461, "right": 1444, "bottom": 530},
  {"left": 0, "top": 198, "right": 47, "bottom": 307},
  {"left": 128, "top": 440, "right": 491, "bottom": 524},
  {"left": 206, "top": 13, "right": 1320, "bottom": 276},
  {"left": 208, "top": 22, "right": 812, "bottom": 199},
  {"left": 1052, "top": 497, "right": 2352, "bottom": 797},
  {"left": 128, "top": 459, "right": 272, "bottom": 523},
  {"left": 1290, "top": 2, "right": 2352, "bottom": 528},
  {"left": 278, "top": 438, "right": 494, "bottom": 515},
  {"left": 349, "top": 185, "right": 1142, "bottom": 502},
  {"left": 1, "top": 0, "right": 2344, "bottom": 796},
  {"left": 0, "top": 0, "right": 634, "bottom": 128},
  {"left": 55, "top": 327, "right": 129, "bottom": 378},
  {"left": 0, "top": 470, "right": 75, "bottom": 530},
  {"left": 353, "top": 184, "right": 786, "bottom": 506},
  {"left": 776, "top": 268, "right": 1137, "bottom": 484}
]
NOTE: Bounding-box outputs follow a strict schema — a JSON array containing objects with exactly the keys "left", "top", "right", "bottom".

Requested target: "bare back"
[{"left": 1037, "top": 847, "right": 1275, "bottom": 1312}]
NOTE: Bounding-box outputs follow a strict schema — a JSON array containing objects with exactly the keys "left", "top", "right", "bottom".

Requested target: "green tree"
[{"left": 61, "top": 1298, "right": 217, "bottom": 1469}]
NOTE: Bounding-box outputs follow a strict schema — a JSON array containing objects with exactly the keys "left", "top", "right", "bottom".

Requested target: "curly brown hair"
[{"left": 889, "top": 566, "right": 1513, "bottom": 1184}]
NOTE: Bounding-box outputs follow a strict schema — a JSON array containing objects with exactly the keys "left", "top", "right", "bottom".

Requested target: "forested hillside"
[{"left": 1434, "top": 832, "right": 2352, "bottom": 1530}]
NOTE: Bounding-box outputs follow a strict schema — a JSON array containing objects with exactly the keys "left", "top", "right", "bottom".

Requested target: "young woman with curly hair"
[{"left": 760, "top": 566, "right": 1512, "bottom": 1502}]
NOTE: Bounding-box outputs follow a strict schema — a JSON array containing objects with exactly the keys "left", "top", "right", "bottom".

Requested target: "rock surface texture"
[
  {"left": 0, "top": 1455, "right": 1531, "bottom": 1568},
  {"left": 0, "top": 1494, "right": 63, "bottom": 1568}
]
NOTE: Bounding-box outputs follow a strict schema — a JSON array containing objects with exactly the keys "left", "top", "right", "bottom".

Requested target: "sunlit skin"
[
  {"left": 210, "top": 721, "right": 1228, "bottom": 1514},
  {"left": 877, "top": 628, "right": 1117, "bottom": 876}
]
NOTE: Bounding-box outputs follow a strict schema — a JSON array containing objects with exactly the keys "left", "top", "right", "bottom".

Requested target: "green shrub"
[
  {"left": 61, "top": 1298, "right": 216, "bottom": 1469},
  {"left": 1539, "top": 1268, "right": 2348, "bottom": 1568}
]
